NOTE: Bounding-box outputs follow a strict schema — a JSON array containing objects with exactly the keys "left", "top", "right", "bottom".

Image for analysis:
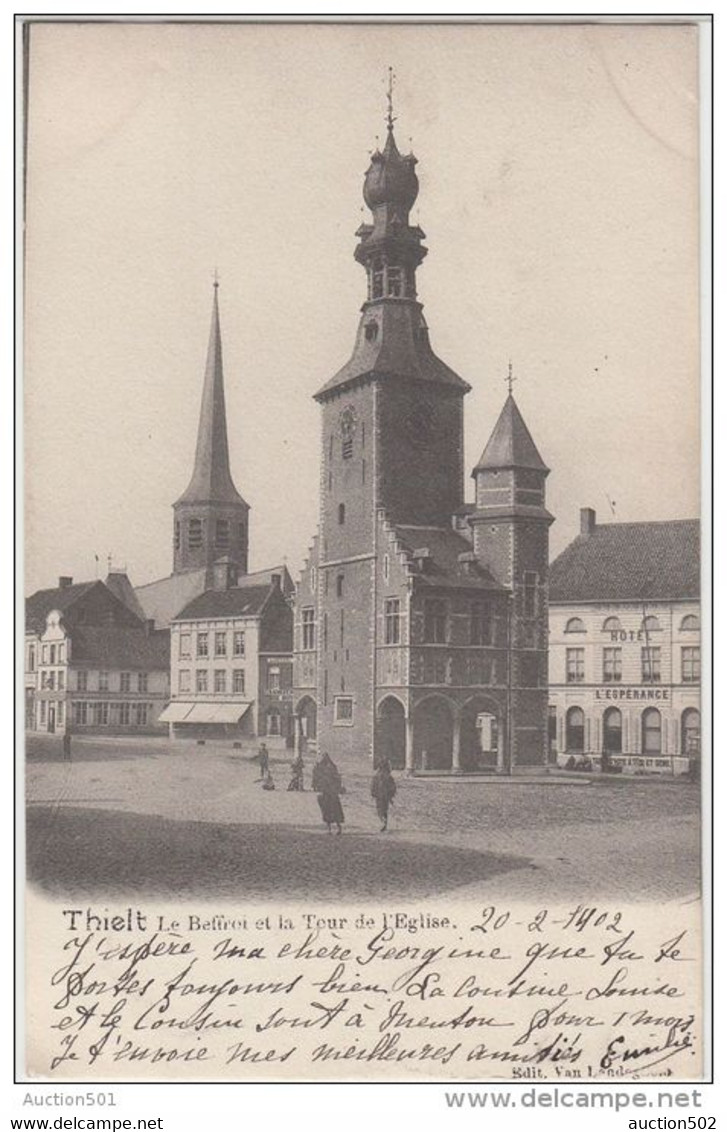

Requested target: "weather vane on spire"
[
  {"left": 506, "top": 361, "right": 516, "bottom": 396},
  {"left": 386, "top": 66, "right": 396, "bottom": 132}
]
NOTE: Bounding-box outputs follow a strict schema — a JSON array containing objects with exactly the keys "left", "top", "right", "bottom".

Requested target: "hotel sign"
[{"left": 595, "top": 687, "right": 670, "bottom": 701}]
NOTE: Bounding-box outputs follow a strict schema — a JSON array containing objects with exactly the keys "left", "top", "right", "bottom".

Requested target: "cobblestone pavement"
[{"left": 25, "top": 735, "right": 701, "bottom": 904}]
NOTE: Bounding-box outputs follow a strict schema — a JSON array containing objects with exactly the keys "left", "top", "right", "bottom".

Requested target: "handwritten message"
[{"left": 28, "top": 899, "right": 702, "bottom": 1081}]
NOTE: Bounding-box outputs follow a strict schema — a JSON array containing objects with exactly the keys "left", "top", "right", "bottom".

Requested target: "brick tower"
[{"left": 173, "top": 282, "right": 249, "bottom": 581}]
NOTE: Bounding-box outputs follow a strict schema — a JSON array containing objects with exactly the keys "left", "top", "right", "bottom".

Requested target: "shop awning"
[
  {"left": 185, "top": 702, "right": 252, "bottom": 724},
  {"left": 158, "top": 702, "right": 196, "bottom": 723}
]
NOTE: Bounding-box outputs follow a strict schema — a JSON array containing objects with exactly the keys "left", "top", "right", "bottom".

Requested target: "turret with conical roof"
[{"left": 173, "top": 282, "right": 249, "bottom": 577}]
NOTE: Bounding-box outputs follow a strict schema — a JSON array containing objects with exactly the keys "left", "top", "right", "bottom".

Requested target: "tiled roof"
[
  {"left": 549, "top": 519, "right": 700, "bottom": 603},
  {"left": 394, "top": 525, "right": 506, "bottom": 591},
  {"left": 25, "top": 581, "right": 100, "bottom": 633},
  {"left": 176, "top": 584, "right": 272, "bottom": 621},
  {"left": 71, "top": 626, "right": 170, "bottom": 669},
  {"left": 473, "top": 394, "right": 548, "bottom": 473}
]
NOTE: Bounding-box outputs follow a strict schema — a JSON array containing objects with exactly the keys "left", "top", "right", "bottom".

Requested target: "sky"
[{"left": 23, "top": 20, "right": 701, "bottom": 595}]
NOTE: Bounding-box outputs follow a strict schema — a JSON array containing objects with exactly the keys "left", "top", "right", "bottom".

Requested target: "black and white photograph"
[{"left": 19, "top": 17, "right": 708, "bottom": 1084}]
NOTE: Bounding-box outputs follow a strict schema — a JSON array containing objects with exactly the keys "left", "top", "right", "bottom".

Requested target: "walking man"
[
  {"left": 371, "top": 757, "right": 396, "bottom": 831},
  {"left": 312, "top": 752, "right": 344, "bottom": 834}
]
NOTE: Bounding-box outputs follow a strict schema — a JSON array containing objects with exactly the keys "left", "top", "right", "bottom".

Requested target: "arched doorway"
[
  {"left": 295, "top": 696, "right": 317, "bottom": 756},
  {"left": 642, "top": 708, "right": 662, "bottom": 754},
  {"left": 375, "top": 696, "right": 406, "bottom": 769},
  {"left": 603, "top": 707, "right": 622, "bottom": 754},
  {"left": 566, "top": 707, "right": 585, "bottom": 753},
  {"left": 681, "top": 708, "right": 700, "bottom": 757},
  {"left": 460, "top": 695, "right": 502, "bottom": 771},
  {"left": 413, "top": 696, "right": 454, "bottom": 771}
]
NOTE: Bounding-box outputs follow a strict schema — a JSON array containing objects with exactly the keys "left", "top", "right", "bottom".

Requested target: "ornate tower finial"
[
  {"left": 386, "top": 66, "right": 396, "bottom": 133},
  {"left": 506, "top": 360, "right": 516, "bottom": 396},
  {"left": 213, "top": 267, "right": 220, "bottom": 290}
]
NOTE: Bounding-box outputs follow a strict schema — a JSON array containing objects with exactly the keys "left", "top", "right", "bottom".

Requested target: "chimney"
[
  {"left": 58, "top": 576, "right": 73, "bottom": 589},
  {"left": 580, "top": 508, "right": 596, "bottom": 536}
]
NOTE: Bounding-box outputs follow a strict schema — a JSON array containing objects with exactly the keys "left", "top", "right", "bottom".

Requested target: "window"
[
  {"left": 135, "top": 703, "right": 148, "bottom": 726},
  {"left": 233, "top": 669, "right": 245, "bottom": 695},
  {"left": 197, "top": 632, "right": 209, "bottom": 658},
  {"left": 342, "top": 438, "right": 353, "bottom": 460},
  {"left": 372, "top": 259, "right": 384, "bottom": 299},
  {"left": 215, "top": 631, "right": 227, "bottom": 657},
  {"left": 92, "top": 702, "right": 109, "bottom": 726},
  {"left": 566, "top": 707, "right": 585, "bottom": 752},
  {"left": 470, "top": 601, "right": 492, "bottom": 646},
  {"left": 77, "top": 670, "right": 88, "bottom": 692},
  {"left": 57, "top": 670, "right": 65, "bottom": 691},
  {"left": 119, "top": 702, "right": 130, "bottom": 726},
  {"left": 267, "top": 709, "right": 281, "bottom": 736},
  {"left": 641, "top": 647, "right": 661, "bottom": 683},
  {"left": 179, "top": 632, "right": 191, "bottom": 658},
  {"left": 42, "top": 645, "right": 49, "bottom": 664},
  {"left": 383, "top": 554, "right": 390, "bottom": 582},
  {"left": 179, "top": 670, "right": 190, "bottom": 693},
  {"left": 58, "top": 643, "right": 65, "bottom": 662},
  {"left": 268, "top": 665, "right": 281, "bottom": 692},
  {"left": 46, "top": 671, "right": 55, "bottom": 691},
  {"left": 424, "top": 599, "right": 447, "bottom": 644},
  {"left": 603, "top": 616, "right": 622, "bottom": 633},
  {"left": 174, "top": 521, "right": 180, "bottom": 550},
  {"left": 603, "top": 707, "right": 622, "bottom": 754},
  {"left": 680, "top": 614, "right": 700, "bottom": 632},
  {"left": 334, "top": 696, "right": 354, "bottom": 725},
  {"left": 233, "top": 631, "right": 245, "bottom": 658},
  {"left": 99, "top": 670, "right": 109, "bottom": 692},
  {"left": 565, "top": 617, "right": 586, "bottom": 634},
  {"left": 310, "top": 567, "right": 317, "bottom": 593},
  {"left": 215, "top": 519, "right": 230, "bottom": 548},
  {"left": 214, "top": 670, "right": 227, "bottom": 694},
  {"left": 602, "top": 647, "right": 622, "bottom": 683},
  {"left": 523, "top": 572, "right": 538, "bottom": 618},
  {"left": 40, "top": 700, "right": 47, "bottom": 725},
  {"left": 28, "top": 646, "right": 35, "bottom": 672},
  {"left": 188, "top": 518, "right": 203, "bottom": 548},
  {"left": 57, "top": 702, "right": 64, "bottom": 726},
  {"left": 681, "top": 647, "right": 700, "bottom": 684},
  {"left": 338, "top": 503, "right": 346, "bottom": 525},
  {"left": 385, "top": 598, "right": 401, "bottom": 645},
  {"left": 681, "top": 708, "right": 700, "bottom": 756},
  {"left": 566, "top": 648, "right": 585, "bottom": 683},
  {"left": 322, "top": 613, "right": 328, "bottom": 650},
  {"left": 642, "top": 708, "right": 662, "bottom": 754},
  {"left": 120, "top": 672, "right": 131, "bottom": 693},
  {"left": 387, "top": 266, "right": 403, "bottom": 297},
  {"left": 340, "top": 609, "right": 345, "bottom": 647},
  {"left": 302, "top": 608, "right": 316, "bottom": 651},
  {"left": 196, "top": 670, "right": 208, "bottom": 693},
  {"left": 336, "top": 574, "right": 344, "bottom": 598},
  {"left": 72, "top": 701, "right": 88, "bottom": 726},
  {"left": 365, "top": 321, "right": 378, "bottom": 342},
  {"left": 641, "top": 615, "right": 661, "bottom": 634},
  {"left": 50, "top": 644, "right": 56, "bottom": 664},
  {"left": 138, "top": 672, "right": 148, "bottom": 692}
]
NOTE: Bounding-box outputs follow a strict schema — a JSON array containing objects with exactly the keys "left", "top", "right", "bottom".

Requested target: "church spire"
[
  {"left": 173, "top": 282, "right": 249, "bottom": 577},
  {"left": 176, "top": 281, "right": 247, "bottom": 508}
]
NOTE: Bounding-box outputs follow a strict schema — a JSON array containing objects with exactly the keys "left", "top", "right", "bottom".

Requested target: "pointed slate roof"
[
  {"left": 473, "top": 394, "right": 548, "bottom": 474},
  {"left": 105, "top": 570, "right": 147, "bottom": 622},
  {"left": 175, "top": 285, "right": 248, "bottom": 508}
]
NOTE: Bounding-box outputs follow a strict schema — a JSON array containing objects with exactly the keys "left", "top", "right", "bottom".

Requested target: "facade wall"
[{"left": 548, "top": 599, "right": 701, "bottom": 772}]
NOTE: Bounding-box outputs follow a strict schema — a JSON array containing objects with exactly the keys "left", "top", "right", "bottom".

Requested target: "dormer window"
[
  {"left": 365, "top": 321, "right": 378, "bottom": 342},
  {"left": 565, "top": 617, "right": 586, "bottom": 634}
]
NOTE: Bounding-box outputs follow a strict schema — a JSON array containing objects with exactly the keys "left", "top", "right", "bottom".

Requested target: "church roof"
[
  {"left": 394, "top": 525, "right": 506, "bottom": 592},
  {"left": 315, "top": 303, "right": 470, "bottom": 400},
  {"left": 550, "top": 518, "right": 700, "bottom": 603},
  {"left": 175, "top": 285, "right": 248, "bottom": 508},
  {"left": 473, "top": 394, "right": 548, "bottom": 473},
  {"left": 176, "top": 584, "right": 273, "bottom": 621}
]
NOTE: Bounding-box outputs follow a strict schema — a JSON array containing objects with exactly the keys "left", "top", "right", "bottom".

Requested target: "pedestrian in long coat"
[
  {"left": 312, "top": 752, "right": 344, "bottom": 834},
  {"left": 257, "top": 743, "right": 269, "bottom": 779},
  {"left": 371, "top": 758, "right": 397, "bottom": 831}
]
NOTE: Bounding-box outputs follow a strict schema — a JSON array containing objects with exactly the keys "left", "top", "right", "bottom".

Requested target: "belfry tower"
[{"left": 173, "top": 282, "right": 249, "bottom": 579}]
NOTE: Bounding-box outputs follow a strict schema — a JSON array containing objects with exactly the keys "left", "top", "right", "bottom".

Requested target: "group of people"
[{"left": 254, "top": 744, "right": 397, "bottom": 833}]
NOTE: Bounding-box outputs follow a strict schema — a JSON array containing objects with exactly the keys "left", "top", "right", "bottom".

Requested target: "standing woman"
[{"left": 312, "top": 752, "right": 344, "bottom": 834}]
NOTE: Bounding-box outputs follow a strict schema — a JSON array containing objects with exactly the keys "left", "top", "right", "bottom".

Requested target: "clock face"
[
  {"left": 405, "top": 401, "right": 435, "bottom": 447},
  {"left": 339, "top": 406, "right": 357, "bottom": 441}
]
